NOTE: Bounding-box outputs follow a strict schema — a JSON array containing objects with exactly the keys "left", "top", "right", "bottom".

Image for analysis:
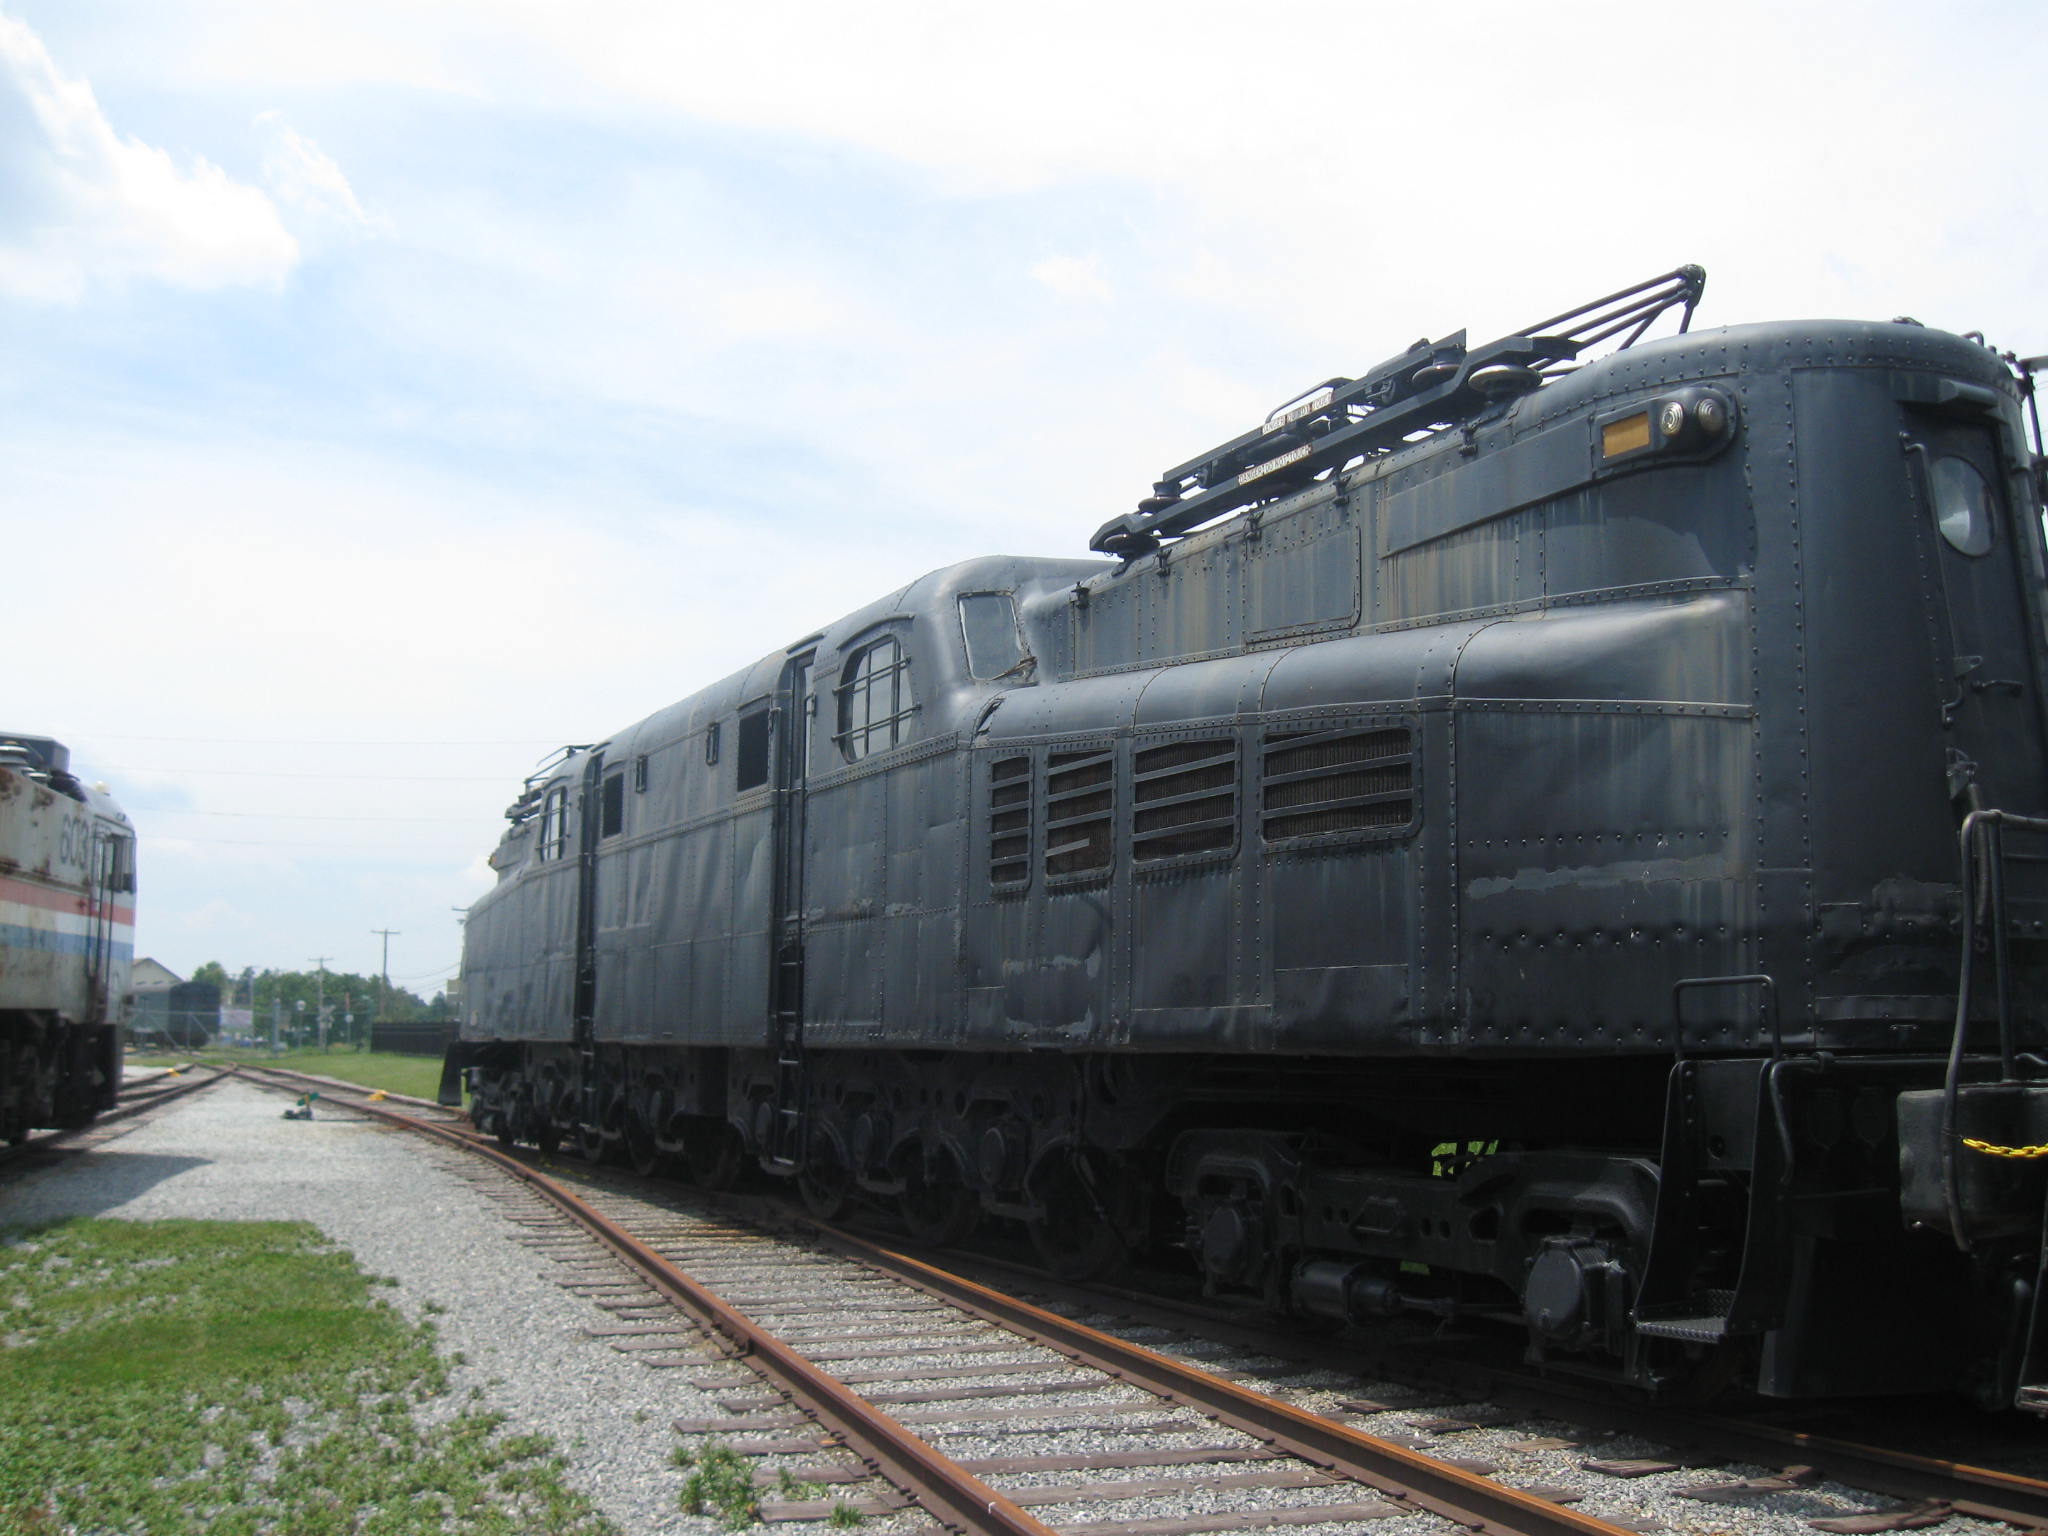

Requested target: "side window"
[
  {"left": 959, "top": 592, "right": 1024, "bottom": 680},
  {"left": 704, "top": 722, "right": 721, "bottom": 764},
  {"left": 633, "top": 754, "right": 649, "bottom": 793},
  {"left": 836, "top": 635, "right": 915, "bottom": 761},
  {"left": 736, "top": 705, "right": 771, "bottom": 791},
  {"left": 538, "top": 786, "right": 570, "bottom": 861},
  {"left": 599, "top": 771, "right": 625, "bottom": 838}
]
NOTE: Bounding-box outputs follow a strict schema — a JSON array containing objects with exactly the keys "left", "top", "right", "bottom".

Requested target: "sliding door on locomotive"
[{"left": 449, "top": 268, "right": 2048, "bottom": 1408}]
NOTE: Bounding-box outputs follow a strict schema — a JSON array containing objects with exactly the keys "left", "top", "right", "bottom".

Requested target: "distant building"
[
  {"left": 131, "top": 957, "right": 181, "bottom": 993},
  {"left": 129, "top": 959, "right": 218, "bottom": 1049}
]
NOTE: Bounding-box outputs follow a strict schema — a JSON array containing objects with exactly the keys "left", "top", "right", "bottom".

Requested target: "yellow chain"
[{"left": 1962, "top": 1137, "right": 2048, "bottom": 1159}]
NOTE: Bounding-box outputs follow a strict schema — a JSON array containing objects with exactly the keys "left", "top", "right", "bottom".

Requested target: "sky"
[{"left": 5, "top": 0, "right": 2043, "bottom": 998}]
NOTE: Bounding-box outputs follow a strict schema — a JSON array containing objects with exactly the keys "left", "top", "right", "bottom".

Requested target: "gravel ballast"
[
  {"left": 6, "top": 1078, "right": 2020, "bottom": 1536},
  {"left": 3, "top": 1079, "right": 732, "bottom": 1536}
]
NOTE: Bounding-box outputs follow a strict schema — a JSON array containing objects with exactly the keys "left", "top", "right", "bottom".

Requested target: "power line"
[
  {"left": 147, "top": 835, "right": 482, "bottom": 850},
  {"left": 102, "top": 765, "right": 506, "bottom": 782},
  {"left": 75, "top": 733, "right": 568, "bottom": 746},
  {"left": 392, "top": 963, "right": 458, "bottom": 981},
  {"left": 149, "top": 810, "right": 486, "bottom": 823}
]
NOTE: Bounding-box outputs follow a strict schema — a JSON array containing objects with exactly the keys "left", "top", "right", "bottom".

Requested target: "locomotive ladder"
[
  {"left": 766, "top": 662, "right": 815, "bottom": 1172},
  {"left": 768, "top": 937, "right": 806, "bottom": 1169}
]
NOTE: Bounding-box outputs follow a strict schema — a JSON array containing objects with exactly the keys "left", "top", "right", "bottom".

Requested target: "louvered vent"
[
  {"left": 1133, "top": 739, "right": 1238, "bottom": 861},
  {"left": 1045, "top": 746, "right": 1114, "bottom": 878},
  {"left": 989, "top": 755, "right": 1032, "bottom": 889},
  {"left": 1261, "top": 726, "right": 1414, "bottom": 840}
]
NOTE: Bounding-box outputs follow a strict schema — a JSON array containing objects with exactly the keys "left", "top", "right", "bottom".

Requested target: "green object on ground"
[
  {"left": 675, "top": 1441, "right": 761, "bottom": 1529},
  {"left": 0, "top": 1219, "right": 613, "bottom": 1535}
]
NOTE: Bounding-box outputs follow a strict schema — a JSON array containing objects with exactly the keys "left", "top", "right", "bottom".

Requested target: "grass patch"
[
  {"left": 144, "top": 1049, "right": 458, "bottom": 1104},
  {"left": 0, "top": 1218, "right": 612, "bottom": 1535},
  {"left": 674, "top": 1442, "right": 759, "bottom": 1529}
]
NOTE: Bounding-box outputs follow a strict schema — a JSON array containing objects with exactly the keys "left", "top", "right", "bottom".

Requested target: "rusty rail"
[
  {"left": 810, "top": 1227, "right": 1638, "bottom": 1536},
  {"left": 842, "top": 1238, "right": 2048, "bottom": 1534},
  {"left": 237, "top": 1066, "right": 1657, "bottom": 1536},
  {"left": 2, "top": 1063, "right": 226, "bottom": 1172},
  {"left": 234, "top": 1074, "right": 1062, "bottom": 1536}
]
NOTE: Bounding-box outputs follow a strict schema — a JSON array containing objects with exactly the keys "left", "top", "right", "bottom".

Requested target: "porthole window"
[
  {"left": 835, "top": 635, "right": 915, "bottom": 761},
  {"left": 1931, "top": 455, "right": 1995, "bottom": 556}
]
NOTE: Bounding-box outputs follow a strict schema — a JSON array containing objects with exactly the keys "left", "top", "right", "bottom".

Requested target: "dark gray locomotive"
[{"left": 450, "top": 269, "right": 2048, "bottom": 1407}]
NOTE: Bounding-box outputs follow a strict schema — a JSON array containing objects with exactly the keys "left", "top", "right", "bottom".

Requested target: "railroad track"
[
  {"left": 0, "top": 1061, "right": 224, "bottom": 1175},
  {"left": 231, "top": 1064, "right": 2048, "bottom": 1536}
]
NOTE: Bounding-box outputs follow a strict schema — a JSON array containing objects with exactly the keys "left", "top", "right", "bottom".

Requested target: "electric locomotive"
[
  {"left": 1, "top": 733, "right": 135, "bottom": 1141},
  {"left": 450, "top": 268, "right": 2048, "bottom": 1407}
]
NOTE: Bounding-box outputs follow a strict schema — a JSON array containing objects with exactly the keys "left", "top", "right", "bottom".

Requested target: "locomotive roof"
[
  {"left": 481, "top": 306, "right": 2029, "bottom": 870},
  {"left": 491, "top": 551, "right": 1108, "bottom": 811}
]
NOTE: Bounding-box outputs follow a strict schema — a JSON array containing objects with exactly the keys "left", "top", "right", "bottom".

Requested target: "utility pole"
[
  {"left": 309, "top": 956, "right": 332, "bottom": 1051},
  {"left": 371, "top": 928, "right": 400, "bottom": 1034}
]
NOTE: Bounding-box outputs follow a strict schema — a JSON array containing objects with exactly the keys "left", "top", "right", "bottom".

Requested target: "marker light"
[{"left": 1602, "top": 412, "right": 1652, "bottom": 458}]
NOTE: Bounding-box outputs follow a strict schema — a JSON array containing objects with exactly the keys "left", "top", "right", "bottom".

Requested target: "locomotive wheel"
[
  {"left": 900, "top": 1154, "right": 978, "bottom": 1247},
  {"left": 685, "top": 1121, "right": 745, "bottom": 1191},
  {"left": 799, "top": 1157, "right": 853, "bottom": 1221},
  {"left": 625, "top": 1110, "right": 663, "bottom": 1178},
  {"left": 535, "top": 1121, "right": 561, "bottom": 1157},
  {"left": 1027, "top": 1151, "right": 1127, "bottom": 1280}
]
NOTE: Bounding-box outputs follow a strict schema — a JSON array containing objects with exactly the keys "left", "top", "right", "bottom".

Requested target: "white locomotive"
[{"left": 0, "top": 733, "right": 135, "bottom": 1142}]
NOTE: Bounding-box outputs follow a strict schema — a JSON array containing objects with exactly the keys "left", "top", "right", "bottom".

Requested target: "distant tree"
[{"left": 185, "top": 964, "right": 432, "bottom": 1046}]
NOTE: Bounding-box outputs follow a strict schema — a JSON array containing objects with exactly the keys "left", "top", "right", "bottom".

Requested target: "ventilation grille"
[
  {"left": 1261, "top": 726, "right": 1413, "bottom": 840},
  {"left": 990, "top": 755, "right": 1032, "bottom": 888},
  {"left": 1134, "top": 739, "right": 1237, "bottom": 861},
  {"left": 1046, "top": 746, "right": 1114, "bottom": 878}
]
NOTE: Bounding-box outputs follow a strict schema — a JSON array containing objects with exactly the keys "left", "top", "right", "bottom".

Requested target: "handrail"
[{"left": 1942, "top": 808, "right": 2048, "bottom": 1251}]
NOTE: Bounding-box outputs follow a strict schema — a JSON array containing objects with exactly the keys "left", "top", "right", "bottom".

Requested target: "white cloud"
[
  {"left": 255, "top": 109, "right": 384, "bottom": 240},
  {"left": 712, "top": 278, "right": 844, "bottom": 339},
  {"left": 1031, "top": 254, "right": 1110, "bottom": 303},
  {"left": 0, "top": 11, "right": 297, "bottom": 300}
]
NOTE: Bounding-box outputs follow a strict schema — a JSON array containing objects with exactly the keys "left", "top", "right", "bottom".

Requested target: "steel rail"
[
  {"left": 812, "top": 1227, "right": 1640, "bottom": 1536},
  {"left": 231, "top": 1077, "right": 1063, "bottom": 1536},
  {"left": 1656, "top": 1414, "right": 2048, "bottom": 1529},
  {"left": 1, "top": 1064, "right": 226, "bottom": 1171},
  {"left": 905, "top": 1246, "right": 2048, "bottom": 1533},
  {"left": 913, "top": 1253, "right": 2048, "bottom": 1531},
  {"left": 239, "top": 1065, "right": 2048, "bottom": 1533}
]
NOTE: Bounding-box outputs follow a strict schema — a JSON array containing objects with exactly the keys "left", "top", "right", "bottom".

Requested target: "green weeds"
[
  {"left": 674, "top": 1442, "right": 759, "bottom": 1528},
  {"left": 671, "top": 1444, "right": 864, "bottom": 1529},
  {"left": 0, "top": 1218, "right": 613, "bottom": 1535}
]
